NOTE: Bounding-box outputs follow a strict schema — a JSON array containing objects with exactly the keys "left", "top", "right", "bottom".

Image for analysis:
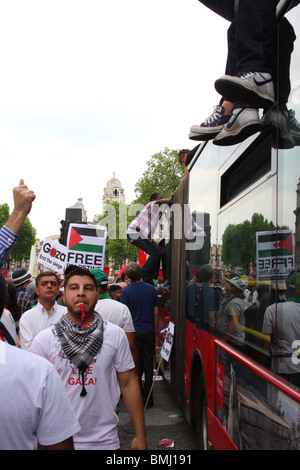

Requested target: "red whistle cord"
[{"left": 79, "top": 304, "right": 86, "bottom": 328}]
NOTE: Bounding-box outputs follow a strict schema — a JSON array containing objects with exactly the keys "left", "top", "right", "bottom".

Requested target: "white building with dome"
[{"left": 102, "top": 172, "right": 125, "bottom": 204}]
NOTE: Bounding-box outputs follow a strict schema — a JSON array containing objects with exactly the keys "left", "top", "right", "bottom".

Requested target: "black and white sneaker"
[
  {"left": 214, "top": 72, "right": 275, "bottom": 109},
  {"left": 262, "top": 108, "right": 294, "bottom": 149},
  {"left": 213, "top": 107, "right": 262, "bottom": 146},
  {"left": 288, "top": 109, "right": 300, "bottom": 146}
]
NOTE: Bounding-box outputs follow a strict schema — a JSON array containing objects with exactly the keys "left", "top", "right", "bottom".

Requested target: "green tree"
[
  {"left": 221, "top": 213, "right": 275, "bottom": 271},
  {"left": 0, "top": 204, "right": 10, "bottom": 227},
  {"left": 134, "top": 147, "right": 185, "bottom": 205},
  {"left": 0, "top": 203, "right": 36, "bottom": 264}
]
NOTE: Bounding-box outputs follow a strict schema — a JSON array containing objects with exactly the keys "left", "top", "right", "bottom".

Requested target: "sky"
[{"left": 0, "top": 0, "right": 230, "bottom": 240}]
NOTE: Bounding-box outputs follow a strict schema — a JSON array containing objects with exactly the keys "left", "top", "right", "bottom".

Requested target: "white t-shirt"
[
  {"left": 19, "top": 301, "right": 67, "bottom": 350},
  {"left": 94, "top": 299, "right": 135, "bottom": 332},
  {"left": 0, "top": 308, "right": 17, "bottom": 344},
  {"left": 262, "top": 301, "right": 300, "bottom": 374},
  {"left": 30, "top": 319, "right": 135, "bottom": 450},
  {"left": 0, "top": 341, "right": 80, "bottom": 450}
]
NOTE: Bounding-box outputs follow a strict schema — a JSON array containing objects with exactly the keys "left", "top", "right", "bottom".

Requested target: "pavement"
[{"left": 118, "top": 374, "right": 197, "bottom": 451}]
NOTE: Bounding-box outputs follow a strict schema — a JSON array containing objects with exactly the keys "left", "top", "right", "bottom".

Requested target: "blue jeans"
[
  {"left": 199, "top": 0, "right": 296, "bottom": 108},
  {"left": 127, "top": 235, "right": 162, "bottom": 280},
  {"left": 200, "top": 0, "right": 277, "bottom": 73}
]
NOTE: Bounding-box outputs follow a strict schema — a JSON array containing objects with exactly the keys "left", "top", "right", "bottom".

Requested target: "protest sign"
[
  {"left": 256, "top": 230, "right": 294, "bottom": 281},
  {"left": 66, "top": 224, "right": 107, "bottom": 270},
  {"left": 161, "top": 322, "right": 175, "bottom": 361},
  {"left": 37, "top": 238, "right": 68, "bottom": 274}
]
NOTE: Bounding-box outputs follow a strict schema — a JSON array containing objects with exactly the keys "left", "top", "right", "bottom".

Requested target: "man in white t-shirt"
[
  {"left": 30, "top": 266, "right": 147, "bottom": 450},
  {"left": 19, "top": 271, "right": 67, "bottom": 350},
  {"left": 262, "top": 271, "right": 300, "bottom": 387},
  {"left": 91, "top": 269, "right": 138, "bottom": 368},
  {"left": 0, "top": 272, "right": 80, "bottom": 450}
]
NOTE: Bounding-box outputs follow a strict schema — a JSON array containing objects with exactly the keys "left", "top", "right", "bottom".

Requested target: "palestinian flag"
[
  {"left": 67, "top": 224, "right": 106, "bottom": 254},
  {"left": 257, "top": 230, "right": 294, "bottom": 258}
]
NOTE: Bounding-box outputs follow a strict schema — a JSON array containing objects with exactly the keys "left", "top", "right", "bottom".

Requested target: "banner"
[
  {"left": 37, "top": 238, "right": 68, "bottom": 274},
  {"left": 160, "top": 322, "right": 175, "bottom": 361},
  {"left": 66, "top": 224, "right": 107, "bottom": 270},
  {"left": 256, "top": 230, "right": 294, "bottom": 281}
]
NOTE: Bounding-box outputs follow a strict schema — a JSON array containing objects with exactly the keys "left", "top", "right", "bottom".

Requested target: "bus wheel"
[{"left": 192, "top": 370, "right": 208, "bottom": 450}]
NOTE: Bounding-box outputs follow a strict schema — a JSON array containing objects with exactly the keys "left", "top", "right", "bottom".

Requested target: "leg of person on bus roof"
[
  {"left": 189, "top": 1, "right": 236, "bottom": 142},
  {"left": 262, "top": 16, "right": 300, "bottom": 148},
  {"left": 214, "top": 0, "right": 277, "bottom": 106},
  {"left": 190, "top": 0, "right": 300, "bottom": 146},
  {"left": 190, "top": 0, "right": 276, "bottom": 144},
  {"left": 215, "top": 7, "right": 300, "bottom": 147}
]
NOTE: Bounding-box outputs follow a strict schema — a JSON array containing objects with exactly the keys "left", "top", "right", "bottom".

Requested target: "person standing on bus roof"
[{"left": 189, "top": 0, "right": 300, "bottom": 148}]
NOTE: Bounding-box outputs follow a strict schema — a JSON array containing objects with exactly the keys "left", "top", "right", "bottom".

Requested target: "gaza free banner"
[{"left": 66, "top": 224, "right": 107, "bottom": 270}]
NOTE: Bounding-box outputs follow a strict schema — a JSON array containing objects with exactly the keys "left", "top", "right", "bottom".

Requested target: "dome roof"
[
  {"left": 105, "top": 172, "right": 123, "bottom": 189},
  {"left": 103, "top": 172, "right": 125, "bottom": 204}
]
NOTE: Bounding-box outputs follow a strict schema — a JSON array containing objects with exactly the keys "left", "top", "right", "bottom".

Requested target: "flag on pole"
[
  {"left": 256, "top": 230, "right": 294, "bottom": 281},
  {"left": 118, "top": 259, "right": 127, "bottom": 278},
  {"left": 66, "top": 224, "right": 107, "bottom": 270},
  {"left": 68, "top": 225, "right": 106, "bottom": 254}
]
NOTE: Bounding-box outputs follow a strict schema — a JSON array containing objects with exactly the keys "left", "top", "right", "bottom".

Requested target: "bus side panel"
[
  {"left": 215, "top": 343, "right": 298, "bottom": 450},
  {"left": 185, "top": 320, "right": 216, "bottom": 412}
]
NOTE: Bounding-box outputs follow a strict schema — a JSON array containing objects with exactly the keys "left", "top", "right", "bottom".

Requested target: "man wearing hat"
[
  {"left": 91, "top": 269, "right": 111, "bottom": 299},
  {"left": 218, "top": 275, "right": 246, "bottom": 351},
  {"left": 262, "top": 271, "right": 300, "bottom": 388},
  {"left": 12, "top": 268, "right": 33, "bottom": 314}
]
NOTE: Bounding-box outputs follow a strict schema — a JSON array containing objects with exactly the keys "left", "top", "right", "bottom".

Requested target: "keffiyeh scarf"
[{"left": 54, "top": 313, "right": 103, "bottom": 397}]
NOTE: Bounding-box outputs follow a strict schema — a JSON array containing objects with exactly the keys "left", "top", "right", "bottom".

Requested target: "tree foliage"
[
  {"left": 134, "top": 147, "right": 185, "bottom": 205},
  {"left": 221, "top": 213, "right": 276, "bottom": 271}
]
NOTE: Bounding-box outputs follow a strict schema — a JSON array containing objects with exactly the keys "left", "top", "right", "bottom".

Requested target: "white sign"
[
  {"left": 256, "top": 230, "right": 294, "bottom": 281},
  {"left": 37, "top": 238, "right": 68, "bottom": 274},
  {"left": 66, "top": 224, "right": 107, "bottom": 270},
  {"left": 161, "top": 322, "right": 175, "bottom": 361}
]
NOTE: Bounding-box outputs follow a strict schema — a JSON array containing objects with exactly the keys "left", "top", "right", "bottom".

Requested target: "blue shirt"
[
  {"left": 121, "top": 282, "right": 159, "bottom": 332},
  {"left": 0, "top": 226, "right": 18, "bottom": 269}
]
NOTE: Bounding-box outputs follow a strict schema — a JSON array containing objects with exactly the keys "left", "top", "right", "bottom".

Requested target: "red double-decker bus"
[{"left": 156, "top": 0, "right": 300, "bottom": 450}]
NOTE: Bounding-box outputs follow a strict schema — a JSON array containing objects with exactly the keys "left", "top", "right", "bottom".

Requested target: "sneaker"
[
  {"left": 288, "top": 109, "right": 300, "bottom": 145},
  {"left": 189, "top": 105, "right": 231, "bottom": 141},
  {"left": 213, "top": 107, "right": 262, "bottom": 146},
  {"left": 214, "top": 72, "right": 275, "bottom": 109},
  {"left": 262, "top": 109, "right": 294, "bottom": 149}
]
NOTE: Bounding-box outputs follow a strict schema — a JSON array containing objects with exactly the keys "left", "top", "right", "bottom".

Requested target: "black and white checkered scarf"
[{"left": 54, "top": 312, "right": 103, "bottom": 397}]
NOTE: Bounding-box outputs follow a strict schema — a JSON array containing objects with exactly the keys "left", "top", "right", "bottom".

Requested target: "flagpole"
[{"left": 144, "top": 356, "right": 163, "bottom": 411}]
